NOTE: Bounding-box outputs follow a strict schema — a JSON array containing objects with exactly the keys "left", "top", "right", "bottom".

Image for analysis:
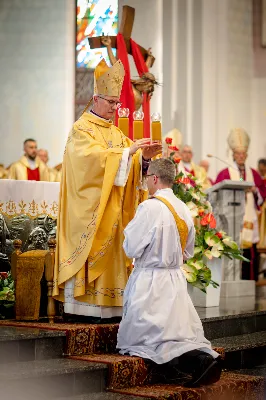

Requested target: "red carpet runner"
[{"left": 0, "top": 320, "right": 263, "bottom": 399}]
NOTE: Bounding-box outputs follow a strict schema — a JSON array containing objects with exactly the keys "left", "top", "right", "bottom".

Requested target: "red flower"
[
  {"left": 177, "top": 177, "right": 190, "bottom": 184},
  {"left": 198, "top": 209, "right": 205, "bottom": 216},
  {"left": 215, "top": 232, "right": 223, "bottom": 239},
  {"left": 0, "top": 272, "right": 8, "bottom": 280},
  {"left": 173, "top": 157, "right": 181, "bottom": 164},
  {"left": 165, "top": 137, "right": 172, "bottom": 144},
  {"left": 169, "top": 146, "right": 179, "bottom": 151},
  {"left": 200, "top": 213, "right": 216, "bottom": 228}
]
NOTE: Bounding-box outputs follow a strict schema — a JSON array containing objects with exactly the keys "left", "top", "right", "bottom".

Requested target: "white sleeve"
[
  {"left": 114, "top": 148, "right": 132, "bottom": 187},
  {"left": 256, "top": 188, "right": 264, "bottom": 206},
  {"left": 183, "top": 225, "right": 195, "bottom": 261},
  {"left": 123, "top": 203, "right": 153, "bottom": 259}
]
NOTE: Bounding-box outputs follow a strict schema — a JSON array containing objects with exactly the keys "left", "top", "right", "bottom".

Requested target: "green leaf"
[
  {"left": 209, "top": 280, "right": 220, "bottom": 288},
  {"left": 189, "top": 279, "right": 206, "bottom": 292}
]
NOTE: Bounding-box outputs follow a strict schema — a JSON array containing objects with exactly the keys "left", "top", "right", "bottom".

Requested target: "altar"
[{"left": 0, "top": 180, "right": 60, "bottom": 270}]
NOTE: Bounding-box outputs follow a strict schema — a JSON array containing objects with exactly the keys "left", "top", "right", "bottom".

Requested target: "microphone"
[{"left": 207, "top": 154, "right": 237, "bottom": 170}]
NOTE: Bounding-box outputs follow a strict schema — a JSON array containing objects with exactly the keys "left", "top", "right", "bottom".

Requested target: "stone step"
[
  {"left": 202, "top": 311, "right": 266, "bottom": 340},
  {"left": 0, "top": 358, "right": 107, "bottom": 400},
  {"left": 212, "top": 331, "right": 266, "bottom": 369},
  {"left": 111, "top": 372, "right": 264, "bottom": 399},
  {"left": 234, "top": 364, "right": 266, "bottom": 380},
  {"left": 0, "top": 326, "right": 66, "bottom": 363}
]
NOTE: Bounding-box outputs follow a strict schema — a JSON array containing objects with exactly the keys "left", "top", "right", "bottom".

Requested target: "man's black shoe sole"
[{"left": 184, "top": 360, "right": 221, "bottom": 388}]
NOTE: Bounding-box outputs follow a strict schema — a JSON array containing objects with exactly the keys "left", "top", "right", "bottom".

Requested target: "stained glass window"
[{"left": 76, "top": 0, "right": 118, "bottom": 69}]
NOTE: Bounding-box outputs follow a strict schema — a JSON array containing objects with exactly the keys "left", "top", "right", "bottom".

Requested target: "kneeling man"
[{"left": 117, "top": 158, "right": 221, "bottom": 387}]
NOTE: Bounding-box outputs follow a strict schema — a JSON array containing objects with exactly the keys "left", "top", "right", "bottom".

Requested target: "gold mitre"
[
  {"left": 165, "top": 128, "right": 183, "bottom": 148},
  {"left": 94, "top": 59, "right": 125, "bottom": 98},
  {"left": 227, "top": 128, "right": 250, "bottom": 152}
]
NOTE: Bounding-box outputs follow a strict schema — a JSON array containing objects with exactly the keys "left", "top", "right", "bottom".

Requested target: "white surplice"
[
  {"left": 64, "top": 150, "right": 140, "bottom": 318},
  {"left": 117, "top": 188, "right": 218, "bottom": 364}
]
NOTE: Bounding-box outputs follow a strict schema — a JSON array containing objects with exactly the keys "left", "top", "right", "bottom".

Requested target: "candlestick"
[
  {"left": 118, "top": 108, "right": 130, "bottom": 137},
  {"left": 133, "top": 111, "right": 144, "bottom": 140},
  {"left": 151, "top": 113, "right": 162, "bottom": 141}
]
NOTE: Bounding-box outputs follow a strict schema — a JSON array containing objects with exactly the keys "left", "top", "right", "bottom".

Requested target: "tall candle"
[
  {"left": 151, "top": 121, "right": 162, "bottom": 141},
  {"left": 133, "top": 120, "right": 143, "bottom": 140},
  {"left": 133, "top": 110, "right": 144, "bottom": 141},
  {"left": 118, "top": 117, "right": 129, "bottom": 137}
]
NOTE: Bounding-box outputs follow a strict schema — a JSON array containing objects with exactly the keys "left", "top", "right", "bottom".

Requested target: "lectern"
[{"left": 206, "top": 180, "right": 255, "bottom": 302}]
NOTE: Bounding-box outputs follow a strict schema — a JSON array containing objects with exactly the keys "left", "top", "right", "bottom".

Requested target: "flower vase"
[{"left": 188, "top": 258, "right": 222, "bottom": 307}]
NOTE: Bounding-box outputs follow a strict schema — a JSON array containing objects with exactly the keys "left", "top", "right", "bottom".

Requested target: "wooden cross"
[{"left": 88, "top": 5, "right": 155, "bottom": 67}]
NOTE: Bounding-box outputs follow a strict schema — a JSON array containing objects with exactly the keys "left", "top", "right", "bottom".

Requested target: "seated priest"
[
  {"left": 215, "top": 128, "right": 266, "bottom": 280},
  {"left": 179, "top": 145, "right": 211, "bottom": 189},
  {"left": 8, "top": 139, "right": 49, "bottom": 181},
  {"left": 53, "top": 58, "right": 162, "bottom": 321},
  {"left": 0, "top": 164, "right": 8, "bottom": 179},
  {"left": 37, "top": 149, "right": 60, "bottom": 182},
  {"left": 117, "top": 158, "right": 221, "bottom": 388}
]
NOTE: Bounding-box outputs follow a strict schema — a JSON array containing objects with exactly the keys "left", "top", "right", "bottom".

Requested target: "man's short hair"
[
  {"left": 258, "top": 158, "right": 266, "bottom": 166},
  {"left": 149, "top": 158, "right": 176, "bottom": 186},
  {"left": 24, "top": 138, "right": 36, "bottom": 145}
]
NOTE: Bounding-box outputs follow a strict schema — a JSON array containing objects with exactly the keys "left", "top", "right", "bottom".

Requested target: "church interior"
[{"left": 1, "top": 0, "right": 266, "bottom": 399}]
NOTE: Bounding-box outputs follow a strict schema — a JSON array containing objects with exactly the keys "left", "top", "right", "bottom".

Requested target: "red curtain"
[
  {"left": 116, "top": 33, "right": 135, "bottom": 139},
  {"left": 130, "top": 39, "right": 150, "bottom": 138}
]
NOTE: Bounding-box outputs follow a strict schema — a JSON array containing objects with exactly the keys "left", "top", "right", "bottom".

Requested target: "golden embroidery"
[
  {"left": 18, "top": 200, "right": 27, "bottom": 214},
  {"left": 59, "top": 204, "right": 99, "bottom": 270},
  {"left": 0, "top": 199, "right": 58, "bottom": 219},
  {"left": 28, "top": 200, "right": 38, "bottom": 217},
  {"left": 243, "top": 221, "right": 254, "bottom": 230}
]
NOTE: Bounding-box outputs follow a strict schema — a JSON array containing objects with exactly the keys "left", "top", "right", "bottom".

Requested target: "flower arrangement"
[
  {"left": 0, "top": 272, "right": 15, "bottom": 319},
  {"left": 165, "top": 137, "right": 248, "bottom": 292}
]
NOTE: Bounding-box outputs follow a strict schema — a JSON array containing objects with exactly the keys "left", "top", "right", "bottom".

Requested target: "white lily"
[
  {"left": 210, "top": 245, "right": 222, "bottom": 258},
  {"left": 186, "top": 201, "right": 198, "bottom": 217},
  {"left": 180, "top": 265, "right": 197, "bottom": 283},
  {"left": 190, "top": 260, "right": 204, "bottom": 270}
]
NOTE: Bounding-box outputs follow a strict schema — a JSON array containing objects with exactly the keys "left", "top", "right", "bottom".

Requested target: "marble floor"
[{"left": 196, "top": 295, "right": 266, "bottom": 319}]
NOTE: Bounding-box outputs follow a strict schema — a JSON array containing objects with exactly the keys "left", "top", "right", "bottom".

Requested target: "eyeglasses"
[
  {"left": 146, "top": 174, "right": 158, "bottom": 178},
  {"left": 97, "top": 95, "right": 121, "bottom": 108}
]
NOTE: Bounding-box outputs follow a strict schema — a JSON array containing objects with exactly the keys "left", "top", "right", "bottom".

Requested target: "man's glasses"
[
  {"left": 98, "top": 95, "right": 121, "bottom": 108},
  {"left": 146, "top": 174, "right": 158, "bottom": 178}
]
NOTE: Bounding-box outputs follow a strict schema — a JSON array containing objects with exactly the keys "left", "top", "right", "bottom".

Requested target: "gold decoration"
[
  {"left": 94, "top": 59, "right": 125, "bottom": 98},
  {"left": 0, "top": 199, "right": 58, "bottom": 219}
]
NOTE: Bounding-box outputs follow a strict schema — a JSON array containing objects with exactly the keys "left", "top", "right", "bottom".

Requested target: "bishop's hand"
[
  {"left": 129, "top": 139, "right": 162, "bottom": 158},
  {"left": 129, "top": 139, "right": 150, "bottom": 156},
  {"left": 142, "top": 143, "right": 162, "bottom": 160}
]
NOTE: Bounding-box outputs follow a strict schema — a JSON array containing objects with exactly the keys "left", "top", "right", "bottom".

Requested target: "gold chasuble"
[
  {"left": 8, "top": 156, "right": 49, "bottom": 181},
  {"left": 53, "top": 112, "right": 146, "bottom": 307},
  {"left": 53, "top": 59, "right": 148, "bottom": 308}
]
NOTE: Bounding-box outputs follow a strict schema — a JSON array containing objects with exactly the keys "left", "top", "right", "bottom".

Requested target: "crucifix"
[{"left": 88, "top": 5, "right": 155, "bottom": 67}]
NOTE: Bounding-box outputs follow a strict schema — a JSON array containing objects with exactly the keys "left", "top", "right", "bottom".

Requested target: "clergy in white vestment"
[{"left": 117, "top": 158, "right": 221, "bottom": 387}]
